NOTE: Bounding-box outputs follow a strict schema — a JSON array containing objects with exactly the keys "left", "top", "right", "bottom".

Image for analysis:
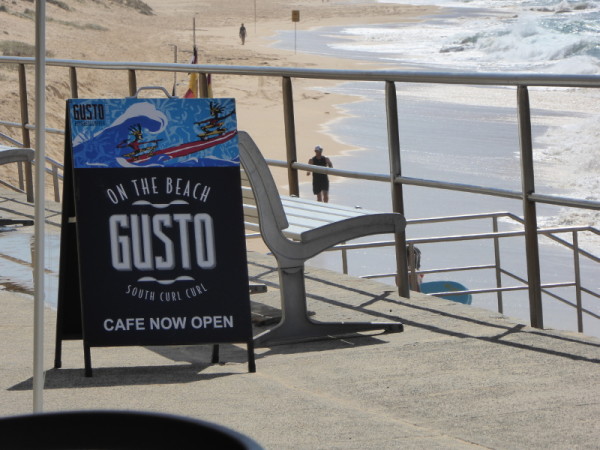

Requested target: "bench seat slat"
[
  {"left": 280, "top": 196, "right": 377, "bottom": 214},
  {"left": 283, "top": 210, "right": 352, "bottom": 229},
  {"left": 283, "top": 206, "right": 367, "bottom": 223},
  {"left": 244, "top": 221, "right": 304, "bottom": 240},
  {"left": 244, "top": 192, "right": 381, "bottom": 241},
  {"left": 242, "top": 176, "right": 387, "bottom": 244},
  {"left": 246, "top": 201, "right": 369, "bottom": 226}
]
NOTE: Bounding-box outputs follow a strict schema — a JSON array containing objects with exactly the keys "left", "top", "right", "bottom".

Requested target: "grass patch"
[
  {"left": 22, "top": 8, "right": 35, "bottom": 19},
  {"left": 48, "top": 0, "right": 71, "bottom": 11},
  {"left": 50, "top": 18, "right": 109, "bottom": 31},
  {"left": 0, "top": 41, "right": 35, "bottom": 57},
  {"left": 112, "top": 0, "right": 153, "bottom": 16},
  {"left": 0, "top": 40, "right": 54, "bottom": 57}
]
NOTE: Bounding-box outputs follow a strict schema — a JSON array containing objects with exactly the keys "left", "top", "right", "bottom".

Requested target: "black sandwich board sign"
[{"left": 54, "top": 97, "right": 255, "bottom": 376}]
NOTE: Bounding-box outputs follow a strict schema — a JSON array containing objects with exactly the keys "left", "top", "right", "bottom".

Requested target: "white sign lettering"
[{"left": 109, "top": 213, "right": 216, "bottom": 271}]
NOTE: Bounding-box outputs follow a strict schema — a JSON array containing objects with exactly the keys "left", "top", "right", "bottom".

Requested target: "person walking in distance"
[
  {"left": 239, "top": 23, "right": 247, "bottom": 45},
  {"left": 307, "top": 145, "right": 333, "bottom": 202}
]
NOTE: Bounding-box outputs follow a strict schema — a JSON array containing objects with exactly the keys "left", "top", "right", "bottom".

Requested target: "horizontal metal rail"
[
  {"left": 1, "top": 56, "right": 599, "bottom": 335},
  {"left": 326, "top": 225, "right": 598, "bottom": 257},
  {"left": 0, "top": 131, "right": 25, "bottom": 147},
  {"left": 323, "top": 212, "right": 599, "bottom": 333},
  {"left": 361, "top": 264, "right": 496, "bottom": 279},
  {"left": 0, "top": 120, "right": 64, "bottom": 136},
  {"left": 3, "top": 56, "right": 600, "bottom": 88},
  {"left": 292, "top": 161, "right": 600, "bottom": 212},
  {"left": 500, "top": 267, "right": 600, "bottom": 320}
]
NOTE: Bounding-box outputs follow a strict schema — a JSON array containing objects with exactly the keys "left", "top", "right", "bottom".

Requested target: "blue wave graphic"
[{"left": 70, "top": 98, "right": 240, "bottom": 168}]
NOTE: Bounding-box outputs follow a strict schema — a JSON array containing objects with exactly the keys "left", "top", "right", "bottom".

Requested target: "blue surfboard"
[{"left": 420, "top": 281, "right": 472, "bottom": 305}]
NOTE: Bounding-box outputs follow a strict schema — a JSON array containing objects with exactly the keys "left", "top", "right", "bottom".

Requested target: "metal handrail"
[
  {"left": 1, "top": 56, "right": 599, "bottom": 334},
  {"left": 291, "top": 161, "right": 599, "bottom": 212},
  {"left": 2, "top": 56, "right": 600, "bottom": 87},
  {"left": 326, "top": 212, "right": 599, "bottom": 334}
]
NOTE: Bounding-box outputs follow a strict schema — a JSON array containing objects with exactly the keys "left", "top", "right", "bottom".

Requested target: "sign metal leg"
[{"left": 84, "top": 344, "right": 92, "bottom": 377}]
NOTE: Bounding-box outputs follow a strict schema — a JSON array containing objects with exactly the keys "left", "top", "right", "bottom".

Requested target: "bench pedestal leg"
[{"left": 254, "top": 265, "right": 403, "bottom": 346}]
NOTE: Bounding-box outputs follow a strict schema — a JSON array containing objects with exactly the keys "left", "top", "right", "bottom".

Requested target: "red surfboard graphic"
[{"left": 126, "top": 130, "right": 237, "bottom": 163}]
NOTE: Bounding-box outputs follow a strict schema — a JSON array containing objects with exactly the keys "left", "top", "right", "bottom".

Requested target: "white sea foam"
[
  {"left": 334, "top": 7, "right": 600, "bottom": 74},
  {"left": 536, "top": 115, "right": 600, "bottom": 235}
]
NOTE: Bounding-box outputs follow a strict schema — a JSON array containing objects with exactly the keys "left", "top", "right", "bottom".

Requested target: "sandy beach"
[{"left": 0, "top": 0, "right": 437, "bottom": 190}]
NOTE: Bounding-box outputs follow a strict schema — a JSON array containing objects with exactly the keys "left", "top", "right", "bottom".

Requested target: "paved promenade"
[{"left": 1, "top": 188, "right": 600, "bottom": 448}]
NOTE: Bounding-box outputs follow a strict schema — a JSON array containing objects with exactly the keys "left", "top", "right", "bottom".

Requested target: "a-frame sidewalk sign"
[{"left": 54, "top": 96, "right": 255, "bottom": 376}]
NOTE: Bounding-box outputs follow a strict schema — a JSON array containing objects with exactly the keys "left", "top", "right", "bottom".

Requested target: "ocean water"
[
  {"left": 274, "top": 0, "right": 600, "bottom": 212},
  {"left": 272, "top": 0, "right": 600, "bottom": 336}
]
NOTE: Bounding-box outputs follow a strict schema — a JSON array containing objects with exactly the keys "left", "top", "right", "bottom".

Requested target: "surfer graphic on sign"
[
  {"left": 116, "top": 124, "right": 161, "bottom": 160},
  {"left": 119, "top": 102, "right": 237, "bottom": 164},
  {"left": 195, "top": 101, "right": 235, "bottom": 141}
]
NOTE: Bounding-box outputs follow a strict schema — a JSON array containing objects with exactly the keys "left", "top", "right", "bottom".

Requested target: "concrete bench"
[
  {"left": 0, "top": 145, "right": 34, "bottom": 203},
  {"left": 238, "top": 131, "right": 405, "bottom": 346},
  {"left": 242, "top": 183, "right": 381, "bottom": 241}
]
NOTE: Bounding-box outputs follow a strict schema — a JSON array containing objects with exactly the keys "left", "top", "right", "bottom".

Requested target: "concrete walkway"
[{"left": 1, "top": 188, "right": 600, "bottom": 448}]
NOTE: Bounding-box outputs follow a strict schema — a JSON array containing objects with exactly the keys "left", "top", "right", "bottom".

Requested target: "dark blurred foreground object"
[{"left": 0, "top": 410, "right": 263, "bottom": 449}]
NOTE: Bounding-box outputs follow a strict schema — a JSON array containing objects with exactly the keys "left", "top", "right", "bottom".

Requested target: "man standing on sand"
[
  {"left": 307, "top": 145, "right": 333, "bottom": 202},
  {"left": 239, "top": 23, "right": 247, "bottom": 45}
]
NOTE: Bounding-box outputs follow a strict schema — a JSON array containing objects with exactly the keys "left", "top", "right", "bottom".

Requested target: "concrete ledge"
[{"left": 1, "top": 251, "right": 599, "bottom": 449}]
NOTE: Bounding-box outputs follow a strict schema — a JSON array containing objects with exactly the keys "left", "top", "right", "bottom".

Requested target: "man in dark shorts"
[{"left": 307, "top": 145, "right": 333, "bottom": 202}]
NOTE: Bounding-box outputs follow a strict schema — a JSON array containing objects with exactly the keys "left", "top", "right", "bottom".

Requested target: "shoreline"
[
  {"left": 146, "top": 0, "right": 441, "bottom": 178},
  {"left": 0, "top": 0, "right": 439, "bottom": 191}
]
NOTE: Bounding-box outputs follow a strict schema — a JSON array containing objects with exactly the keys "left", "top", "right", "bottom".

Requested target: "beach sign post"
[
  {"left": 54, "top": 97, "right": 255, "bottom": 376},
  {"left": 292, "top": 10, "right": 300, "bottom": 54}
]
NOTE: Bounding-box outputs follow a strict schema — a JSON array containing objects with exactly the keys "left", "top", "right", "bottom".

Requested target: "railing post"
[
  {"left": 128, "top": 69, "right": 137, "bottom": 96},
  {"left": 199, "top": 73, "right": 209, "bottom": 98},
  {"left": 572, "top": 231, "right": 583, "bottom": 333},
  {"left": 69, "top": 66, "right": 78, "bottom": 98},
  {"left": 385, "top": 80, "right": 409, "bottom": 298},
  {"left": 492, "top": 216, "right": 504, "bottom": 314},
  {"left": 341, "top": 245, "right": 349, "bottom": 275},
  {"left": 282, "top": 76, "right": 299, "bottom": 197},
  {"left": 517, "top": 85, "right": 543, "bottom": 329},
  {"left": 16, "top": 65, "right": 28, "bottom": 196},
  {"left": 15, "top": 62, "right": 26, "bottom": 188},
  {"left": 18, "top": 64, "right": 31, "bottom": 149},
  {"left": 18, "top": 63, "right": 34, "bottom": 202},
  {"left": 407, "top": 243, "right": 419, "bottom": 291},
  {"left": 52, "top": 165, "right": 60, "bottom": 203}
]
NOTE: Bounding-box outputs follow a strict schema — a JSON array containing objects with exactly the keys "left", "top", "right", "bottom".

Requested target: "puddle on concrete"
[{"left": 0, "top": 229, "right": 60, "bottom": 308}]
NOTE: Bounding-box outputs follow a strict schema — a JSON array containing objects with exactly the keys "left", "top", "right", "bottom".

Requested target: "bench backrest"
[
  {"left": 240, "top": 170, "right": 259, "bottom": 230},
  {"left": 238, "top": 131, "right": 289, "bottom": 234}
]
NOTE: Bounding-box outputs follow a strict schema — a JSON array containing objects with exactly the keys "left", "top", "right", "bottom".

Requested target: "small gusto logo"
[{"left": 72, "top": 103, "right": 105, "bottom": 121}]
